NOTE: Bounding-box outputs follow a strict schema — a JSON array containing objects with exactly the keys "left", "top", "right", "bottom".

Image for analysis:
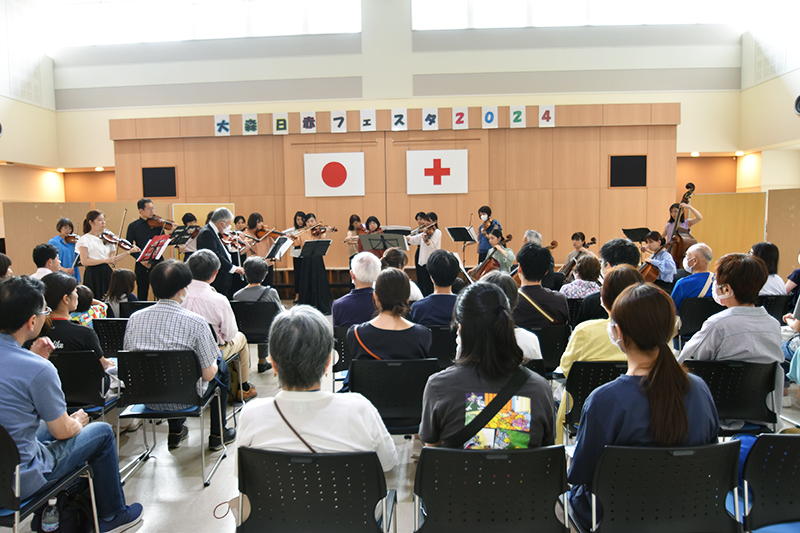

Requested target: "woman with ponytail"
[
  {"left": 568, "top": 283, "right": 718, "bottom": 530},
  {"left": 346, "top": 267, "right": 432, "bottom": 361},
  {"left": 418, "top": 282, "right": 554, "bottom": 449}
]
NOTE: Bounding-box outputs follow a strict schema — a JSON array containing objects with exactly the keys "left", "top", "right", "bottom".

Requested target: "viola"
[
  {"left": 65, "top": 234, "right": 79, "bottom": 244},
  {"left": 101, "top": 230, "right": 134, "bottom": 251},
  {"left": 148, "top": 215, "right": 176, "bottom": 231}
]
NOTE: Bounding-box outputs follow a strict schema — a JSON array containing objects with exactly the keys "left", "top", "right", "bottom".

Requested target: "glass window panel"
[
  {"left": 412, "top": 0, "right": 469, "bottom": 30},
  {"left": 471, "top": 0, "right": 526, "bottom": 28},
  {"left": 191, "top": 0, "right": 249, "bottom": 40},
  {"left": 249, "top": 1, "right": 306, "bottom": 36},
  {"left": 307, "top": 0, "right": 361, "bottom": 34}
]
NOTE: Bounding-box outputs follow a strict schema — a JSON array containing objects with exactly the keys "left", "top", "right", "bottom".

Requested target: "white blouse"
[{"left": 76, "top": 233, "right": 114, "bottom": 261}]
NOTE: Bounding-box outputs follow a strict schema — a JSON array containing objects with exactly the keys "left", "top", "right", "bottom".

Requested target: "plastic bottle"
[{"left": 41, "top": 497, "right": 59, "bottom": 532}]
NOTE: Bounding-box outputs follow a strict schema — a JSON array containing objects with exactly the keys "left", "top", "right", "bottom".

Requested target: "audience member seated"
[
  {"left": 670, "top": 243, "right": 715, "bottom": 312},
  {"left": 184, "top": 250, "right": 256, "bottom": 402},
  {"left": 104, "top": 268, "right": 138, "bottom": 318},
  {"left": 641, "top": 231, "right": 677, "bottom": 291},
  {"left": 513, "top": 243, "right": 569, "bottom": 329},
  {"left": 576, "top": 238, "right": 640, "bottom": 324},
  {"left": 380, "top": 247, "right": 423, "bottom": 302},
  {"left": 0, "top": 252, "right": 12, "bottom": 279},
  {"left": 559, "top": 255, "right": 601, "bottom": 299},
  {"left": 31, "top": 244, "right": 62, "bottom": 280},
  {"left": 331, "top": 252, "right": 380, "bottom": 329},
  {"left": 69, "top": 285, "right": 107, "bottom": 328},
  {"left": 522, "top": 230, "right": 556, "bottom": 289},
  {"left": 410, "top": 250, "right": 460, "bottom": 327},
  {"left": 347, "top": 267, "right": 431, "bottom": 361},
  {"left": 568, "top": 283, "right": 718, "bottom": 530},
  {"left": 123, "top": 259, "right": 235, "bottom": 451},
  {"left": 751, "top": 241, "right": 786, "bottom": 296},
  {"left": 237, "top": 305, "right": 397, "bottom": 470},
  {"left": 0, "top": 276, "right": 143, "bottom": 532},
  {"left": 480, "top": 270, "right": 542, "bottom": 363},
  {"left": 785, "top": 247, "right": 800, "bottom": 309},
  {"left": 555, "top": 266, "right": 643, "bottom": 442},
  {"left": 419, "top": 282, "right": 554, "bottom": 449}
]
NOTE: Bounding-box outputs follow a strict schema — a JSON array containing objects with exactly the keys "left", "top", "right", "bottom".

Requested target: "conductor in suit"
[{"left": 196, "top": 207, "right": 244, "bottom": 299}]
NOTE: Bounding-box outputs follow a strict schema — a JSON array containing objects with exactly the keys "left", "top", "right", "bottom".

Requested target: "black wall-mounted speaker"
[{"left": 795, "top": 95, "right": 800, "bottom": 115}]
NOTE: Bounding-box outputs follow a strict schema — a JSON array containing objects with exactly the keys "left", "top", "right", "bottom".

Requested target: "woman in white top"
[
  {"left": 77, "top": 210, "right": 139, "bottom": 300},
  {"left": 406, "top": 212, "right": 442, "bottom": 296},
  {"left": 751, "top": 242, "right": 786, "bottom": 296},
  {"left": 237, "top": 305, "right": 397, "bottom": 471},
  {"left": 380, "top": 247, "right": 424, "bottom": 302}
]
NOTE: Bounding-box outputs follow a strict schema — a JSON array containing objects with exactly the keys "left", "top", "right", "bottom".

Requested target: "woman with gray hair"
[{"left": 237, "top": 305, "right": 397, "bottom": 471}]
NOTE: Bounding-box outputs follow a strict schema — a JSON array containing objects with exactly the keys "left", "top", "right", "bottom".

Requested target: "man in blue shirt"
[
  {"left": 332, "top": 252, "right": 381, "bottom": 329},
  {"left": 671, "top": 243, "right": 715, "bottom": 313},
  {"left": 410, "top": 250, "right": 460, "bottom": 326},
  {"left": 0, "top": 276, "right": 142, "bottom": 532}
]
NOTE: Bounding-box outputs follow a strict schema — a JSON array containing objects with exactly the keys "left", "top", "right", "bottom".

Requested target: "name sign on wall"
[{"left": 406, "top": 150, "right": 469, "bottom": 195}]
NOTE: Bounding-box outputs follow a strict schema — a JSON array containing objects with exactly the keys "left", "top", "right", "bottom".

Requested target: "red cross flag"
[
  {"left": 406, "top": 149, "right": 468, "bottom": 195},
  {"left": 304, "top": 152, "right": 365, "bottom": 197}
]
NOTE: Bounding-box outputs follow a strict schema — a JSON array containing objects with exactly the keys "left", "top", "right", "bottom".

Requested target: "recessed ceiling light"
[
  {"left": 95, "top": 167, "right": 104, "bottom": 171},
  {"left": 735, "top": 151, "right": 744, "bottom": 157},
  {"left": 690, "top": 152, "right": 699, "bottom": 157},
  {"left": 56, "top": 168, "right": 65, "bottom": 173}
]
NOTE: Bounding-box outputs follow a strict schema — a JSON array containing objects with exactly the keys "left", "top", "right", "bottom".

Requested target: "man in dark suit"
[{"left": 195, "top": 207, "right": 244, "bottom": 299}]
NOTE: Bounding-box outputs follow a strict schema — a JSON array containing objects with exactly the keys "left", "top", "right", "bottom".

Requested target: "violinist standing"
[
  {"left": 477, "top": 206, "right": 501, "bottom": 263},
  {"left": 48, "top": 217, "right": 80, "bottom": 282},
  {"left": 77, "top": 210, "right": 140, "bottom": 300},
  {"left": 406, "top": 212, "right": 441, "bottom": 297},
  {"left": 293, "top": 213, "right": 333, "bottom": 314},
  {"left": 243, "top": 212, "right": 275, "bottom": 288},
  {"left": 196, "top": 207, "right": 245, "bottom": 299},
  {"left": 126, "top": 199, "right": 165, "bottom": 300}
]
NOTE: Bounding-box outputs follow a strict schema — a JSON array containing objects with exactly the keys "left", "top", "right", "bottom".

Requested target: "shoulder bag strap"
[
  {"left": 255, "top": 287, "right": 269, "bottom": 302},
  {"left": 274, "top": 400, "right": 317, "bottom": 453},
  {"left": 699, "top": 272, "right": 714, "bottom": 298},
  {"left": 354, "top": 325, "right": 382, "bottom": 360},
  {"left": 443, "top": 367, "right": 532, "bottom": 448},
  {"left": 518, "top": 288, "right": 555, "bottom": 324}
]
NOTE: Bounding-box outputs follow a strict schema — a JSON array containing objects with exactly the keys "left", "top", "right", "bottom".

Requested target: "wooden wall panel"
[
  {"left": 766, "top": 188, "right": 800, "bottom": 280},
  {"left": 316, "top": 112, "right": 332, "bottom": 134},
  {"left": 553, "top": 127, "right": 600, "bottom": 189},
  {"left": 651, "top": 103, "right": 681, "bottom": 125},
  {"left": 136, "top": 117, "right": 180, "bottom": 139},
  {"left": 604, "top": 104, "right": 651, "bottom": 125},
  {"left": 551, "top": 188, "right": 601, "bottom": 264},
  {"left": 228, "top": 136, "right": 274, "bottom": 196},
  {"left": 556, "top": 105, "right": 603, "bottom": 127},
  {"left": 283, "top": 136, "right": 307, "bottom": 197},
  {"left": 691, "top": 193, "right": 766, "bottom": 263},
  {"left": 257, "top": 114, "right": 272, "bottom": 134},
  {"left": 386, "top": 132, "right": 409, "bottom": 194},
  {"left": 408, "top": 108, "right": 422, "bottom": 131},
  {"left": 498, "top": 107, "right": 510, "bottom": 129},
  {"left": 505, "top": 128, "right": 553, "bottom": 190},
  {"left": 599, "top": 188, "right": 648, "bottom": 240},
  {"left": 183, "top": 138, "right": 230, "bottom": 199},
  {"left": 646, "top": 187, "right": 678, "bottom": 238},
  {"left": 525, "top": 106, "right": 539, "bottom": 127},
  {"left": 488, "top": 129, "right": 507, "bottom": 191},
  {"left": 228, "top": 115, "right": 243, "bottom": 136},
  {"left": 109, "top": 119, "right": 136, "bottom": 140},
  {"left": 114, "top": 140, "right": 142, "bottom": 201},
  {"left": 505, "top": 189, "right": 553, "bottom": 252},
  {"left": 288, "top": 112, "right": 301, "bottom": 135},
  {"left": 171, "top": 203, "right": 235, "bottom": 230},
  {"left": 229, "top": 195, "right": 278, "bottom": 227},
  {"left": 460, "top": 130, "right": 489, "bottom": 192},
  {"left": 438, "top": 108, "right": 452, "bottom": 130},
  {"left": 140, "top": 138, "right": 185, "bottom": 202},
  {"left": 180, "top": 116, "right": 213, "bottom": 138},
  {"left": 647, "top": 126, "right": 678, "bottom": 188},
  {"left": 64, "top": 172, "right": 117, "bottom": 204},
  {"left": 386, "top": 192, "right": 410, "bottom": 228}
]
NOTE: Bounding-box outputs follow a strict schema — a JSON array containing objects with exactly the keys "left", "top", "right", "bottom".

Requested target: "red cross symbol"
[{"left": 424, "top": 159, "right": 450, "bottom": 186}]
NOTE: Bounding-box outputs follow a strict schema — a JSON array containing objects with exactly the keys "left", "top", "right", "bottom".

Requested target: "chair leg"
[
  {"left": 227, "top": 352, "right": 245, "bottom": 426},
  {"left": 203, "top": 389, "right": 228, "bottom": 487},
  {"left": 84, "top": 470, "right": 100, "bottom": 533},
  {"left": 119, "top": 420, "right": 154, "bottom": 484}
]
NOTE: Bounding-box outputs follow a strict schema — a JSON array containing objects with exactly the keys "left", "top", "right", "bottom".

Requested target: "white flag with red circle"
[
  {"left": 406, "top": 149, "right": 468, "bottom": 195},
  {"left": 304, "top": 152, "right": 365, "bottom": 197}
]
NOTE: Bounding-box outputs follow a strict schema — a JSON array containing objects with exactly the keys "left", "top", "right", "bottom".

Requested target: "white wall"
[
  {"left": 740, "top": 67, "right": 800, "bottom": 152},
  {"left": 0, "top": 95, "right": 59, "bottom": 168},
  {"left": 761, "top": 149, "right": 800, "bottom": 191}
]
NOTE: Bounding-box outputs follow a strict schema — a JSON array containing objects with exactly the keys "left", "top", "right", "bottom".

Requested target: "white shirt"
[
  {"left": 76, "top": 233, "right": 114, "bottom": 261},
  {"left": 407, "top": 229, "right": 442, "bottom": 266},
  {"left": 236, "top": 390, "right": 398, "bottom": 472},
  {"left": 515, "top": 327, "right": 543, "bottom": 362},
  {"left": 182, "top": 279, "right": 237, "bottom": 344},
  {"left": 760, "top": 274, "right": 787, "bottom": 296},
  {"left": 31, "top": 268, "right": 53, "bottom": 280}
]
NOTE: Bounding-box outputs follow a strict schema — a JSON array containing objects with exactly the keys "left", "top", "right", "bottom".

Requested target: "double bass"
[{"left": 666, "top": 183, "right": 697, "bottom": 265}]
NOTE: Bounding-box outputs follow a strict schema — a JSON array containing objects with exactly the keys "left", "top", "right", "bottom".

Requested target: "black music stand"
[
  {"left": 622, "top": 227, "right": 650, "bottom": 245},
  {"left": 446, "top": 226, "right": 477, "bottom": 245},
  {"left": 169, "top": 225, "right": 197, "bottom": 246},
  {"left": 266, "top": 236, "right": 293, "bottom": 261},
  {"left": 359, "top": 233, "right": 407, "bottom": 254},
  {"left": 299, "top": 240, "right": 331, "bottom": 259}
]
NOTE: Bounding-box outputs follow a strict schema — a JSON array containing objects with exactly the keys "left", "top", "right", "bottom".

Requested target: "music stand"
[
  {"left": 299, "top": 240, "right": 331, "bottom": 259},
  {"left": 446, "top": 226, "right": 477, "bottom": 244},
  {"left": 169, "top": 225, "right": 197, "bottom": 246},
  {"left": 266, "top": 236, "right": 293, "bottom": 261},
  {"left": 138, "top": 235, "right": 171, "bottom": 262},
  {"left": 360, "top": 233, "right": 408, "bottom": 254},
  {"left": 622, "top": 227, "right": 650, "bottom": 244},
  {"left": 382, "top": 225, "right": 411, "bottom": 236}
]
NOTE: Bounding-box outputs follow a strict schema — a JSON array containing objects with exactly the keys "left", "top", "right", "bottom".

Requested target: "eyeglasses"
[{"left": 36, "top": 306, "right": 52, "bottom": 317}]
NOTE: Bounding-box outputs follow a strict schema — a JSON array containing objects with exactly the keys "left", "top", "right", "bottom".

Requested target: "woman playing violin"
[
  {"left": 293, "top": 213, "right": 333, "bottom": 314},
  {"left": 343, "top": 214, "right": 364, "bottom": 259},
  {"left": 243, "top": 212, "right": 276, "bottom": 288},
  {"left": 78, "top": 210, "right": 140, "bottom": 300},
  {"left": 287, "top": 211, "right": 306, "bottom": 303},
  {"left": 48, "top": 217, "right": 79, "bottom": 282},
  {"left": 477, "top": 205, "right": 501, "bottom": 263},
  {"left": 406, "top": 212, "right": 442, "bottom": 296},
  {"left": 664, "top": 202, "right": 702, "bottom": 242},
  {"left": 363, "top": 216, "right": 385, "bottom": 259},
  {"left": 641, "top": 231, "right": 677, "bottom": 287}
]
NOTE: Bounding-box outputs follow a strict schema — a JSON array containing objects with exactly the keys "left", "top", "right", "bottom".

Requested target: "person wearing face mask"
[
  {"left": 670, "top": 243, "right": 715, "bottom": 313},
  {"left": 568, "top": 283, "right": 718, "bottom": 530},
  {"left": 123, "top": 259, "right": 236, "bottom": 451},
  {"left": 476, "top": 206, "right": 501, "bottom": 263}
]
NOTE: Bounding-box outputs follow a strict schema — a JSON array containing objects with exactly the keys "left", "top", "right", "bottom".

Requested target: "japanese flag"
[
  {"left": 406, "top": 149, "right": 468, "bottom": 195},
  {"left": 304, "top": 152, "right": 365, "bottom": 197}
]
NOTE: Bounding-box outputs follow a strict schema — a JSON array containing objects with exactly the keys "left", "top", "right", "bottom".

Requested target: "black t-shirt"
[
  {"left": 48, "top": 318, "right": 104, "bottom": 358},
  {"left": 347, "top": 322, "right": 432, "bottom": 361},
  {"left": 126, "top": 217, "right": 164, "bottom": 261},
  {"left": 513, "top": 285, "right": 570, "bottom": 329},
  {"left": 576, "top": 292, "right": 608, "bottom": 325}
]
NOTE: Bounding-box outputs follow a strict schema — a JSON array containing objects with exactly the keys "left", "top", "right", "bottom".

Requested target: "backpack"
[{"left": 31, "top": 478, "right": 94, "bottom": 533}]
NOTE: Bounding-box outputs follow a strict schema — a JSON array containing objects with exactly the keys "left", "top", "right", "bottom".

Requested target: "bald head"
[{"left": 686, "top": 243, "right": 712, "bottom": 273}]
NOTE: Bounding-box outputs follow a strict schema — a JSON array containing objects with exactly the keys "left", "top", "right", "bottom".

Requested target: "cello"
[
  {"left": 469, "top": 235, "right": 513, "bottom": 281},
  {"left": 559, "top": 237, "right": 597, "bottom": 281},
  {"left": 666, "top": 183, "right": 697, "bottom": 265}
]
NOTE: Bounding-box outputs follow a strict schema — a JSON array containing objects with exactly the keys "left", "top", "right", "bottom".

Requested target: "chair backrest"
[
  {"left": 414, "top": 446, "right": 567, "bottom": 533},
  {"left": 348, "top": 359, "right": 440, "bottom": 426},
  {"left": 119, "top": 300, "right": 156, "bottom": 319},
  {"left": 683, "top": 360, "right": 778, "bottom": 426},
  {"left": 332, "top": 326, "right": 353, "bottom": 374},
  {"left": 677, "top": 297, "right": 725, "bottom": 337},
  {"left": 237, "top": 448, "right": 387, "bottom": 533},
  {"left": 742, "top": 434, "right": 800, "bottom": 530},
  {"left": 117, "top": 350, "right": 201, "bottom": 407},
  {"left": 0, "top": 424, "right": 22, "bottom": 512},
  {"left": 567, "top": 298, "right": 583, "bottom": 328},
  {"left": 756, "top": 294, "right": 792, "bottom": 324},
  {"left": 526, "top": 324, "right": 571, "bottom": 373},
  {"left": 564, "top": 361, "right": 627, "bottom": 427},
  {"left": 229, "top": 300, "right": 281, "bottom": 344},
  {"left": 427, "top": 326, "right": 457, "bottom": 369},
  {"left": 93, "top": 318, "right": 128, "bottom": 356},
  {"left": 48, "top": 351, "right": 106, "bottom": 407},
  {"left": 525, "top": 358, "right": 546, "bottom": 377},
  {"left": 592, "top": 441, "right": 741, "bottom": 533}
]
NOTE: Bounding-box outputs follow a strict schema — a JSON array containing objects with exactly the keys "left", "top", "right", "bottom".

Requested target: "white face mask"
[
  {"left": 455, "top": 329, "right": 462, "bottom": 360},
  {"left": 712, "top": 282, "right": 732, "bottom": 306},
  {"left": 606, "top": 322, "right": 624, "bottom": 352},
  {"left": 479, "top": 214, "right": 488, "bottom": 222},
  {"left": 178, "top": 287, "right": 188, "bottom": 303},
  {"left": 682, "top": 256, "right": 693, "bottom": 273}
]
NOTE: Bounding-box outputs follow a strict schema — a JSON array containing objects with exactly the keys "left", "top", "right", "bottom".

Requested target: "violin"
[
  {"left": 559, "top": 237, "right": 597, "bottom": 280},
  {"left": 65, "top": 234, "right": 79, "bottom": 244},
  {"left": 147, "top": 215, "right": 176, "bottom": 231},
  {"left": 101, "top": 230, "right": 134, "bottom": 250},
  {"left": 222, "top": 230, "right": 250, "bottom": 252},
  {"left": 187, "top": 225, "right": 201, "bottom": 239},
  {"left": 410, "top": 221, "right": 436, "bottom": 236},
  {"left": 311, "top": 224, "right": 338, "bottom": 237},
  {"left": 470, "top": 234, "right": 513, "bottom": 281},
  {"left": 254, "top": 227, "right": 285, "bottom": 240}
]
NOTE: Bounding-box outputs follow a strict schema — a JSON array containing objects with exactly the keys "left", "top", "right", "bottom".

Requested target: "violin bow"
[{"left": 113, "top": 208, "right": 127, "bottom": 270}]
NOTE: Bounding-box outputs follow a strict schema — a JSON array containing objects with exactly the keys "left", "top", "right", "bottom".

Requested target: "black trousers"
[
  {"left": 134, "top": 261, "right": 152, "bottom": 301},
  {"left": 167, "top": 357, "right": 230, "bottom": 435},
  {"left": 416, "top": 264, "right": 433, "bottom": 297}
]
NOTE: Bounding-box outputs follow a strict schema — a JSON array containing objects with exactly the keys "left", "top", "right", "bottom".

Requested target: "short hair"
[
  {"left": 32, "top": 244, "right": 59, "bottom": 268},
  {"left": 42, "top": 272, "right": 78, "bottom": 311},
  {"left": 689, "top": 243, "right": 713, "bottom": 263},
  {"left": 571, "top": 232, "right": 585, "bottom": 242},
  {"left": 600, "top": 238, "right": 640, "bottom": 268},
  {"left": 715, "top": 253, "right": 768, "bottom": 305},
  {"left": 182, "top": 212, "right": 197, "bottom": 225},
  {"left": 365, "top": 215, "right": 381, "bottom": 229},
  {"left": 414, "top": 211, "right": 428, "bottom": 221},
  {"left": 600, "top": 265, "right": 645, "bottom": 310},
  {"left": 0, "top": 276, "right": 45, "bottom": 334},
  {"left": 351, "top": 252, "right": 381, "bottom": 284},
  {"left": 480, "top": 270, "right": 519, "bottom": 309},
  {"left": 150, "top": 259, "right": 193, "bottom": 299},
  {"left": 645, "top": 231, "right": 665, "bottom": 245},
  {"left": 269, "top": 305, "right": 333, "bottom": 389},
  {"left": 187, "top": 249, "right": 220, "bottom": 281},
  {"left": 75, "top": 285, "right": 94, "bottom": 313},
  {"left": 243, "top": 256, "right": 268, "bottom": 284},
  {"left": 517, "top": 243, "right": 551, "bottom": 282},
  {"left": 427, "top": 250, "right": 460, "bottom": 287},
  {"left": 137, "top": 198, "right": 152, "bottom": 210},
  {"left": 751, "top": 242, "right": 779, "bottom": 275},
  {"left": 374, "top": 267, "right": 410, "bottom": 316},
  {"left": 478, "top": 206, "right": 492, "bottom": 217},
  {"left": 381, "top": 248, "right": 407, "bottom": 269},
  {"left": 82, "top": 210, "right": 104, "bottom": 234},
  {"left": 234, "top": 215, "right": 246, "bottom": 225},
  {"left": 246, "top": 213, "right": 263, "bottom": 230},
  {"left": 575, "top": 255, "right": 601, "bottom": 282},
  {"left": 0, "top": 253, "right": 11, "bottom": 278},
  {"left": 56, "top": 217, "right": 74, "bottom": 233},
  {"left": 525, "top": 230, "right": 542, "bottom": 246},
  {"left": 210, "top": 207, "right": 233, "bottom": 224}
]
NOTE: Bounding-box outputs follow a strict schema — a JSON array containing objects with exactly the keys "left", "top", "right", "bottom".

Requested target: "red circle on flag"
[{"left": 322, "top": 162, "right": 347, "bottom": 188}]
